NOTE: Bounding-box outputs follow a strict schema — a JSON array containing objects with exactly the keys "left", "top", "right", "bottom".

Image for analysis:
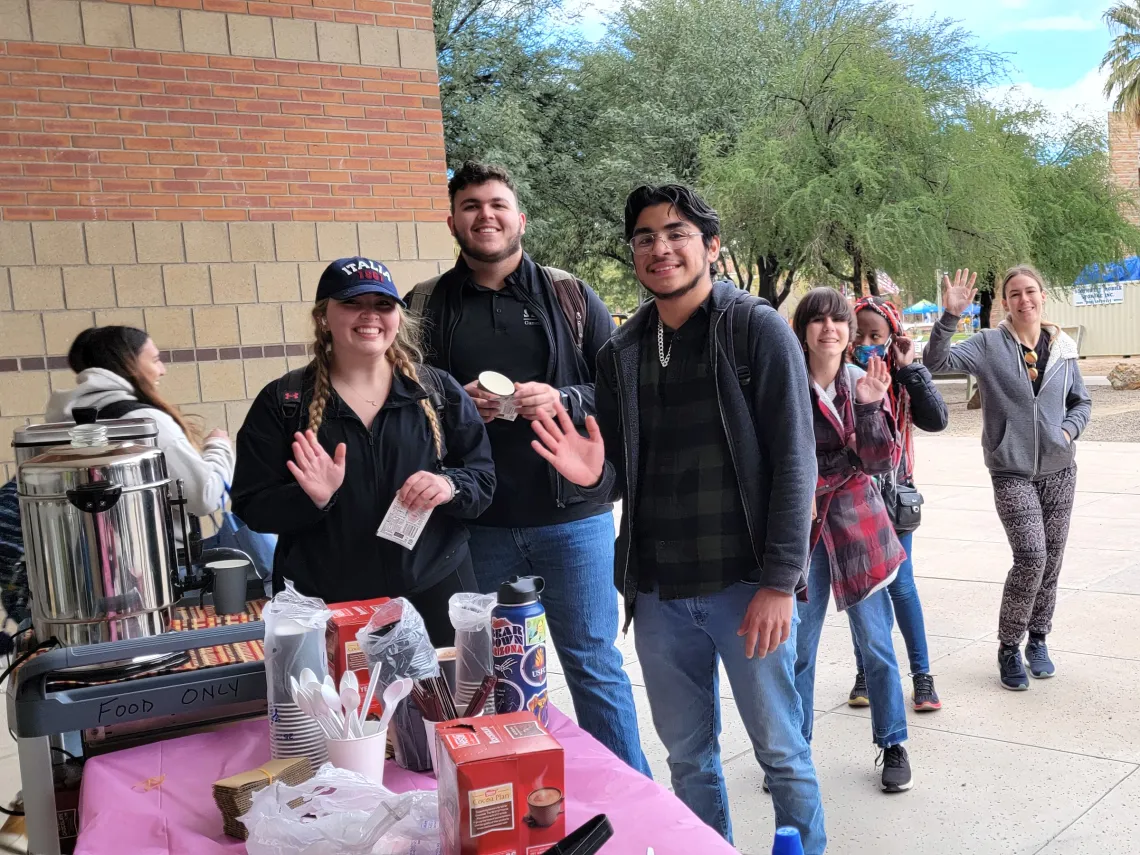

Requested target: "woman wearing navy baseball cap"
[{"left": 230, "top": 257, "right": 496, "bottom": 645}]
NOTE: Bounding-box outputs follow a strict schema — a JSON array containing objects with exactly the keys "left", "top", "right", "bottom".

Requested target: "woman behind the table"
[
  {"left": 923, "top": 266, "right": 1091, "bottom": 691},
  {"left": 230, "top": 257, "right": 496, "bottom": 646},
  {"left": 846, "top": 297, "right": 948, "bottom": 713},
  {"left": 46, "top": 326, "right": 234, "bottom": 522},
  {"left": 791, "top": 287, "right": 914, "bottom": 794}
]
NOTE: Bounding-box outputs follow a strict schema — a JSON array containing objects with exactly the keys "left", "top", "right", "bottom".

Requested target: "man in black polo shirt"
[
  {"left": 408, "top": 162, "right": 649, "bottom": 775},
  {"left": 531, "top": 185, "right": 825, "bottom": 851}
]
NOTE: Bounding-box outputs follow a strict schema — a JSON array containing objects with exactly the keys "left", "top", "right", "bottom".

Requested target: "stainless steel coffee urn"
[
  {"left": 16, "top": 422, "right": 181, "bottom": 647},
  {"left": 12, "top": 414, "right": 158, "bottom": 467}
]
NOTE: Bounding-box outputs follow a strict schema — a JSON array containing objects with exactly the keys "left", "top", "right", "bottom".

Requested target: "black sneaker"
[
  {"left": 1025, "top": 637, "right": 1056, "bottom": 678},
  {"left": 999, "top": 644, "right": 1029, "bottom": 691},
  {"left": 877, "top": 743, "right": 913, "bottom": 793},
  {"left": 848, "top": 672, "right": 870, "bottom": 707},
  {"left": 912, "top": 673, "right": 941, "bottom": 711}
]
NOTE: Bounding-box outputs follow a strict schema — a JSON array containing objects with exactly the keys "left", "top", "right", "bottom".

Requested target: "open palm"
[
  {"left": 941, "top": 268, "right": 978, "bottom": 317},
  {"left": 286, "top": 430, "right": 346, "bottom": 509},
  {"left": 855, "top": 356, "right": 891, "bottom": 404},
  {"left": 530, "top": 402, "right": 605, "bottom": 487}
]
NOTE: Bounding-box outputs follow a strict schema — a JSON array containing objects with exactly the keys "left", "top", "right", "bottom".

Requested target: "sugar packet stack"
[{"left": 213, "top": 757, "right": 314, "bottom": 839}]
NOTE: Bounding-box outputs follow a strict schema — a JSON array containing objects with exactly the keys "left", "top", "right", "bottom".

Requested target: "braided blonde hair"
[{"left": 308, "top": 300, "right": 443, "bottom": 459}]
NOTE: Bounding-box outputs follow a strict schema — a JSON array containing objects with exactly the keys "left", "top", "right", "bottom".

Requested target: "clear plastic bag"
[
  {"left": 263, "top": 580, "right": 333, "bottom": 706},
  {"left": 355, "top": 598, "right": 439, "bottom": 684},
  {"left": 242, "top": 763, "right": 437, "bottom": 855},
  {"left": 448, "top": 593, "right": 496, "bottom": 712}
]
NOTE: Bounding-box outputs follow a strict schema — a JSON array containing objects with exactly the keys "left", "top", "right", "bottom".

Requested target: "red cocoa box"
[
  {"left": 325, "top": 597, "right": 390, "bottom": 717},
  {"left": 437, "top": 712, "right": 566, "bottom": 855}
]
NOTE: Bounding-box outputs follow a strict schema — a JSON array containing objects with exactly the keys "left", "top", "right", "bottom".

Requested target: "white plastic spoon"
[
  {"left": 320, "top": 682, "right": 346, "bottom": 734},
  {"left": 375, "top": 678, "right": 413, "bottom": 734},
  {"left": 340, "top": 684, "right": 361, "bottom": 739},
  {"left": 295, "top": 685, "right": 336, "bottom": 738},
  {"left": 299, "top": 668, "right": 318, "bottom": 691}
]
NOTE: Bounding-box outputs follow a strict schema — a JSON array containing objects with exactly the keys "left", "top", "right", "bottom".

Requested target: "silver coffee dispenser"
[{"left": 16, "top": 420, "right": 182, "bottom": 647}]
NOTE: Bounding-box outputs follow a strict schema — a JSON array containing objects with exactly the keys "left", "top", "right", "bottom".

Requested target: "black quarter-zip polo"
[{"left": 232, "top": 366, "right": 496, "bottom": 604}]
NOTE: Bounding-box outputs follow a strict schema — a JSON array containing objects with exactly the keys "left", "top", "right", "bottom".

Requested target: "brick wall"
[
  {"left": 0, "top": 0, "right": 456, "bottom": 480},
  {"left": 1108, "top": 112, "right": 1140, "bottom": 226}
]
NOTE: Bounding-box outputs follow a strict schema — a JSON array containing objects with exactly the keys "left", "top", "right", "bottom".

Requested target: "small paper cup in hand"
[
  {"left": 477, "top": 370, "right": 514, "bottom": 399},
  {"left": 326, "top": 721, "right": 387, "bottom": 786}
]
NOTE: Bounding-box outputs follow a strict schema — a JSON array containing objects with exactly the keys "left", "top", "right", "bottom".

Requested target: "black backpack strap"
[
  {"left": 728, "top": 291, "right": 770, "bottom": 388},
  {"left": 543, "top": 266, "right": 587, "bottom": 350},
  {"left": 409, "top": 275, "right": 442, "bottom": 318},
  {"left": 277, "top": 366, "right": 308, "bottom": 434},
  {"left": 95, "top": 399, "right": 153, "bottom": 420},
  {"left": 414, "top": 364, "right": 448, "bottom": 461}
]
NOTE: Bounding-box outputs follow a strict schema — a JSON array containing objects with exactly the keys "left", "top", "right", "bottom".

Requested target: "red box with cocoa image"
[
  {"left": 436, "top": 712, "right": 566, "bottom": 855},
  {"left": 325, "top": 597, "right": 390, "bottom": 717}
]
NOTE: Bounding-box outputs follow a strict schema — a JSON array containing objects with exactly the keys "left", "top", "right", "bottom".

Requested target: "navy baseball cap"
[{"left": 315, "top": 257, "right": 405, "bottom": 305}]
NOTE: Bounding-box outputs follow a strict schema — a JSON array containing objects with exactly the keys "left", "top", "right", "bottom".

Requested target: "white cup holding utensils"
[{"left": 326, "top": 720, "right": 387, "bottom": 786}]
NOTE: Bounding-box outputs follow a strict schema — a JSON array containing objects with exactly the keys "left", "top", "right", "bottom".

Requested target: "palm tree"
[{"left": 1102, "top": 1, "right": 1140, "bottom": 120}]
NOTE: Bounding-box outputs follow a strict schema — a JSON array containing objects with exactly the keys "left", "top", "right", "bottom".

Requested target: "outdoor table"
[{"left": 72, "top": 706, "right": 736, "bottom": 854}]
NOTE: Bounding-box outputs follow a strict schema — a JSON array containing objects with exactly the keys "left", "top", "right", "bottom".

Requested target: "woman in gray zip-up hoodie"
[{"left": 923, "top": 266, "right": 1091, "bottom": 692}]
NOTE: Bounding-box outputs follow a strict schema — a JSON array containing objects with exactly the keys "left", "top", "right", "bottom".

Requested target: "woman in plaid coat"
[{"left": 791, "top": 288, "right": 912, "bottom": 794}]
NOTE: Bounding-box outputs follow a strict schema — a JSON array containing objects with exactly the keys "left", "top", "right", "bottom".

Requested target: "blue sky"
[{"left": 577, "top": 0, "right": 1115, "bottom": 122}]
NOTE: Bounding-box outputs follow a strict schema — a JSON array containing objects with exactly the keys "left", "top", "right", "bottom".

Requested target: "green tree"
[{"left": 1102, "top": 1, "right": 1140, "bottom": 121}]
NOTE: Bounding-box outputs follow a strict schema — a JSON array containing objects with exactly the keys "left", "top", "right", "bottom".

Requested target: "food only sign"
[{"left": 1072, "top": 282, "right": 1127, "bottom": 306}]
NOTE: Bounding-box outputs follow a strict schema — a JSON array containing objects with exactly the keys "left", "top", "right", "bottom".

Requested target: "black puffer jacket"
[
  {"left": 231, "top": 365, "right": 495, "bottom": 603},
  {"left": 880, "top": 363, "right": 948, "bottom": 514}
]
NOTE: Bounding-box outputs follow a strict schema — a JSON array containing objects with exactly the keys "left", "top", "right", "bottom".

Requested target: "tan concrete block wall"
[
  {"left": 1, "top": 219, "right": 456, "bottom": 478},
  {"left": 1, "top": 0, "right": 452, "bottom": 481}
]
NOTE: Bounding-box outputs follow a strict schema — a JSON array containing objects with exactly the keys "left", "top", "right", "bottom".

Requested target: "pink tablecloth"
[{"left": 74, "top": 708, "right": 734, "bottom": 855}]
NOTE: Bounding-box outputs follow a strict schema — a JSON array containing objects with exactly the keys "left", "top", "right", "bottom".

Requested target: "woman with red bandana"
[{"left": 846, "top": 296, "right": 948, "bottom": 713}]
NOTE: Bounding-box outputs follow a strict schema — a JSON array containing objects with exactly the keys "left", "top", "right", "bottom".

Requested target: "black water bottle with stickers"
[{"left": 491, "top": 576, "right": 549, "bottom": 725}]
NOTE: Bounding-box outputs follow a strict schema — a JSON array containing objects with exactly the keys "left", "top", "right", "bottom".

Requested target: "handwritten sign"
[{"left": 96, "top": 678, "right": 243, "bottom": 724}]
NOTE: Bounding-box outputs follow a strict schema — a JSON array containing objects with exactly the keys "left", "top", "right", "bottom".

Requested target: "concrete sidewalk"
[{"left": 550, "top": 436, "right": 1140, "bottom": 854}]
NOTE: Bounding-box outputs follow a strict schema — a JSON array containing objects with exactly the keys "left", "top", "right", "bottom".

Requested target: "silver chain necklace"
[{"left": 657, "top": 317, "right": 674, "bottom": 368}]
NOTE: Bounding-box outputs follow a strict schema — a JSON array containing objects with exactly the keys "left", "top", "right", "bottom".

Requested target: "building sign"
[{"left": 1073, "top": 282, "right": 1126, "bottom": 306}]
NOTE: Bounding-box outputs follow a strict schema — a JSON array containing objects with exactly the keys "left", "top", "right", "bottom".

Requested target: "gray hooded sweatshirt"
[{"left": 923, "top": 312, "right": 1092, "bottom": 481}]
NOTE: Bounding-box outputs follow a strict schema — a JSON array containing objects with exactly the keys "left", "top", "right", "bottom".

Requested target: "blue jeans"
[
  {"left": 851, "top": 531, "right": 930, "bottom": 674},
  {"left": 796, "top": 542, "right": 907, "bottom": 748},
  {"left": 466, "top": 513, "right": 651, "bottom": 776},
  {"left": 634, "top": 583, "right": 826, "bottom": 853}
]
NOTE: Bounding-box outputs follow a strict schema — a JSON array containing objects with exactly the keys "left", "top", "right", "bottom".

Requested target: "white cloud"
[{"left": 987, "top": 65, "right": 1111, "bottom": 124}]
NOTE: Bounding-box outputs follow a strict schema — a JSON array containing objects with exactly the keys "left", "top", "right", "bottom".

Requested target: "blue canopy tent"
[
  {"left": 1074, "top": 257, "right": 1140, "bottom": 285},
  {"left": 902, "top": 300, "right": 939, "bottom": 315}
]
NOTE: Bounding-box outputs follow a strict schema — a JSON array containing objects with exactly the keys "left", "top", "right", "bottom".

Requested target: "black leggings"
[{"left": 407, "top": 554, "right": 478, "bottom": 648}]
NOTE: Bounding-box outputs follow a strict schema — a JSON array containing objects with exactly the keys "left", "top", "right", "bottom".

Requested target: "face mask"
[{"left": 852, "top": 342, "right": 890, "bottom": 367}]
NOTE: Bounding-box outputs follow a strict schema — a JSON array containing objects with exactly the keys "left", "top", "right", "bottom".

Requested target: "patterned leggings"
[{"left": 991, "top": 466, "right": 1077, "bottom": 645}]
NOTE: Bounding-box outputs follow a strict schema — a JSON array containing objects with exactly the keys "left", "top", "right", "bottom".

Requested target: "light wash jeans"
[
  {"left": 796, "top": 542, "right": 908, "bottom": 748},
  {"left": 466, "top": 512, "right": 651, "bottom": 776},
  {"left": 851, "top": 531, "right": 931, "bottom": 674},
  {"left": 634, "top": 583, "right": 826, "bottom": 853}
]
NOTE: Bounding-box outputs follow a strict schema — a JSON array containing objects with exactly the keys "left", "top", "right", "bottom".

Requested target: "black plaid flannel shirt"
[{"left": 634, "top": 301, "right": 757, "bottom": 599}]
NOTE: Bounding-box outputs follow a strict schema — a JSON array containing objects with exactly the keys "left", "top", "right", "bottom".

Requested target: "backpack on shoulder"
[
  {"left": 409, "top": 267, "right": 588, "bottom": 349},
  {"left": 276, "top": 362, "right": 449, "bottom": 460}
]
